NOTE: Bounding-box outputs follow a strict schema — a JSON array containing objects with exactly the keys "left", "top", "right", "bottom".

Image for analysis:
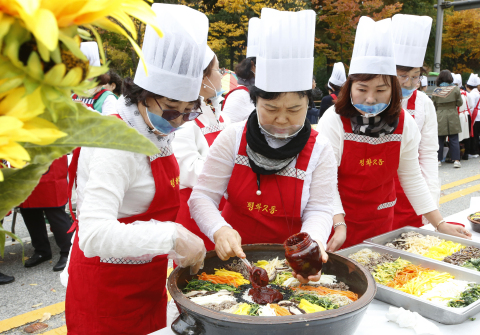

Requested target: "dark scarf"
[
  {"left": 246, "top": 111, "right": 311, "bottom": 175},
  {"left": 350, "top": 114, "right": 398, "bottom": 138}
]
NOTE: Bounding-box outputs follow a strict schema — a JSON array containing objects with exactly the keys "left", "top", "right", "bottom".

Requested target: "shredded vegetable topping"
[
  {"left": 292, "top": 285, "right": 359, "bottom": 301},
  {"left": 198, "top": 269, "right": 250, "bottom": 287},
  {"left": 386, "top": 264, "right": 427, "bottom": 289},
  {"left": 423, "top": 241, "right": 464, "bottom": 261},
  {"left": 373, "top": 258, "right": 410, "bottom": 285},
  {"left": 396, "top": 270, "right": 454, "bottom": 297}
]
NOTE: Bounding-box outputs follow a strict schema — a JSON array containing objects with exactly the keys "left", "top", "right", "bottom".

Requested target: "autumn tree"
[
  {"left": 442, "top": 9, "right": 480, "bottom": 74},
  {"left": 313, "top": 0, "right": 403, "bottom": 67}
]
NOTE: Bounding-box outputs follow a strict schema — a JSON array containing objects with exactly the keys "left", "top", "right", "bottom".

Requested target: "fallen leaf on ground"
[
  {"left": 30, "top": 283, "right": 37, "bottom": 286},
  {"left": 24, "top": 257, "right": 29, "bottom": 261},
  {"left": 39, "top": 312, "right": 52, "bottom": 322},
  {"left": 9, "top": 252, "right": 15, "bottom": 255},
  {"left": 51, "top": 288, "right": 56, "bottom": 292},
  {"left": 31, "top": 303, "right": 43, "bottom": 308},
  {"left": 24, "top": 322, "right": 48, "bottom": 333}
]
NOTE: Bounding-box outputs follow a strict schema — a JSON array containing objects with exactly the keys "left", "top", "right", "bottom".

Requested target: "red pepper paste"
[
  {"left": 249, "top": 287, "right": 283, "bottom": 304},
  {"left": 284, "top": 232, "right": 322, "bottom": 278},
  {"left": 250, "top": 266, "right": 269, "bottom": 288},
  {"left": 248, "top": 266, "right": 283, "bottom": 304}
]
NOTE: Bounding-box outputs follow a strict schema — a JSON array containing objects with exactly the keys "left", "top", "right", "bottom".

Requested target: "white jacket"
[{"left": 173, "top": 98, "right": 229, "bottom": 190}]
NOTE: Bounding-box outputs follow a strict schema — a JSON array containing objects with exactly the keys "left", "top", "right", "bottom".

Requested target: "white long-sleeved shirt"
[
  {"left": 75, "top": 97, "right": 178, "bottom": 259},
  {"left": 221, "top": 86, "right": 255, "bottom": 123},
  {"left": 100, "top": 94, "right": 119, "bottom": 116},
  {"left": 172, "top": 98, "right": 228, "bottom": 190},
  {"left": 317, "top": 106, "right": 437, "bottom": 217},
  {"left": 188, "top": 121, "right": 338, "bottom": 249},
  {"left": 402, "top": 91, "right": 440, "bottom": 208}
]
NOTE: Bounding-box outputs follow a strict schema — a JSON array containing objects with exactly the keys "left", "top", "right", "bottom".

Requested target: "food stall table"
[{"left": 150, "top": 197, "right": 480, "bottom": 335}]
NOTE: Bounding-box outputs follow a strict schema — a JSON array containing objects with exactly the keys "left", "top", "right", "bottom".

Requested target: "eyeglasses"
[
  {"left": 154, "top": 99, "right": 202, "bottom": 121},
  {"left": 398, "top": 75, "right": 421, "bottom": 85},
  {"left": 216, "top": 68, "right": 226, "bottom": 75}
]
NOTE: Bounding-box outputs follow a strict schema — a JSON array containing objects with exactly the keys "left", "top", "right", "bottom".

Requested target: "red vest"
[
  {"left": 221, "top": 123, "right": 318, "bottom": 245},
  {"left": 65, "top": 114, "right": 180, "bottom": 334},
  {"left": 175, "top": 115, "right": 226, "bottom": 251},
  {"left": 337, "top": 111, "right": 405, "bottom": 248},
  {"left": 19, "top": 156, "right": 68, "bottom": 208}
]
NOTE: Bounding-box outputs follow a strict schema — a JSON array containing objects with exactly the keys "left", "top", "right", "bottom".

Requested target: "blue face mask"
[
  {"left": 146, "top": 108, "right": 180, "bottom": 135},
  {"left": 401, "top": 87, "right": 416, "bottom": 98},
  {"left": 351, "top": 96, "right": 390, "bottom": 117},
  {"left": 206, "top": 78, "right": 224, "bottom": 99}
]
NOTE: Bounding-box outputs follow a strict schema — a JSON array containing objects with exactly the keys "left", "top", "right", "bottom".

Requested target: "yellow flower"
[
  {"left": 0, "top": 87, "right": 67, "bottom": 171},
  {"left": 0, "top": 0, "right": 163, "bottom": 72}
]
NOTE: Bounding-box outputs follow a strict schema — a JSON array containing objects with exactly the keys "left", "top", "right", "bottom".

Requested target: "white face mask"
[{"left": 257, "top": 119, "right": 304, "bottom": 139}]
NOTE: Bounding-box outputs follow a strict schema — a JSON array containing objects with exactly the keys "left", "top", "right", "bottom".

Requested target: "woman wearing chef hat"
[
  {"left": 390, "top": 14, "right": 440, "bottom": 230},
  {"left": 222, "top": 17, "right": 260, "bottom": 123},
  {"left": 319, "top": 62, "right": 347, "bottom": 118},
  {"left": 318, "top": 17, "right": 471, "bottom": 251},
  {"left": 173, "top": 46, "right": 229, "bottom": 251},
  {"left": 64, "top": 4, "right": 208, "bottom": 334},
  {"left": 72, "top": 42, "right": 117, "bottom": 115},
  {"left": 189, "top": 8, "right": 337, "bottom": 283}
]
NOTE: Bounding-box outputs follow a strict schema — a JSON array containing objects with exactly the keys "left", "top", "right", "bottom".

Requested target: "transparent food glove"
[{"left": 168, "top": 223, "right": 206, "bottom": 274}]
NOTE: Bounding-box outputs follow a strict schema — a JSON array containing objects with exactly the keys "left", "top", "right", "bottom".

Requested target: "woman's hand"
[
  {"left": 213, "top": 226, "right": 245, "bottom": 261},
  {"left": 169, "top": 224, "right": 206, "bottom": 274},
  {"left": 438, "top": 222, "right": 472, "bottom": 239},
  {"left": 292, "top": 240, "right": 328, "bottom": 284},
  {"left": 326, "top": 225, "right": 346, "bottom": 252}
]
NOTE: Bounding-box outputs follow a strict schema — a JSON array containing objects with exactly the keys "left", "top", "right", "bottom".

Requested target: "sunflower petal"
[
  {"left": 28, "top": 8, "right": 58, "bottom": 51},
  {"left": 22, "top": 117, "right": 67, "bottom": 145},
  {"left": 27, "top": 51, "right": 45, "bottom": 80},
  {"left": 0, "top": 141, "right": 31, "bottom": 167},
  {"left": 59, "top": 67, "right": 83, "bottom": 87},
  {"left": 44, "top": 63, "right": 66, "bottom": 85}
]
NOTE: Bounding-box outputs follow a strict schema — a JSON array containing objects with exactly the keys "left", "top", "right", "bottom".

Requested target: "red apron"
[
  {"left": 20, "top": 155, "right": 68, "bottom": 208},
  {"left": 393, "top": 92, "right": 422, "bottom": 229},
  {"left": 337, "top": 111, "right": 405, "bottom": 249},
  {"left": 221, "top": 123, "right": 318, "bottom": 245},
  {"left": 175, "top": 116, "right": 226, "bottom": 251},
  {"left": 471, "top": 95, "right": 480, "bottom": 137},
  {"left": 221, "top": 86, "right": 249, "bottom": 110},
  {"left": 65, "top": 115, "right": 180, "bottom": 335}
]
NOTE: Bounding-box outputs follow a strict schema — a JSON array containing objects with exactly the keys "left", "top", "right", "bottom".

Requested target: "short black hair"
[
  {"left": 328, "top": 82, "right": 341, "bottom": 92},
  {"left": 235, "top": 57, "right": 256, "bottom": 80},
  {"left": 436, "top": 70, "right": 454, "bottom": 86},
  {"left": 249, "top": 85, "right": 312, "bottom": 106},
  {"left": 122, "top": 77, "right": 201, "bottom": 109},
  {"left": 466, "top": 84, "right": 477, "bottom": 90},
  {"left": 108, "top": 70, "right": 123, "bottom": 96}
]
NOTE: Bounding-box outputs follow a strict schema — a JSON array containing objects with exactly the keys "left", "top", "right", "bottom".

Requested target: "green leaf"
[
  {"left": 0, "top": 164, "right": 50, "bottom": 220},
  {"left": 25, "top": 146, "right": 76, "bottom": 165},
  {"left": 0, "top": 223, "right": 24, "bottom": 261},
  {"left": 28, "top": 103, "right": 159, "bottom": 156}
]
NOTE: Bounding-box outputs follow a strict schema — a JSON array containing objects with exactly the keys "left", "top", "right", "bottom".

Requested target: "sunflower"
[{"left": 0, "top": 87, "right": 67, "bottom": 178}]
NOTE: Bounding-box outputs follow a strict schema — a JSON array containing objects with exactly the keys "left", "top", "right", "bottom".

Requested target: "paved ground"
[{"left": 0, "top": 158, "right": 479, "bottom": 334}]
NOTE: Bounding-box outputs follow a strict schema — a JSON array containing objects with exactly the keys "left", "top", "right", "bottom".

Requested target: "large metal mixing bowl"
[{"left": 167, "top": 244, "right": 376, "bottom": 335}]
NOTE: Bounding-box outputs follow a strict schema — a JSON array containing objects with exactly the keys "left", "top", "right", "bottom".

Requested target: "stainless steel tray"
[
  {"left": 364, "top": 226, "right": 480, "bottom": 274},
  {"left": 335, "top": 243, "right": 480, "bottom": 324}
]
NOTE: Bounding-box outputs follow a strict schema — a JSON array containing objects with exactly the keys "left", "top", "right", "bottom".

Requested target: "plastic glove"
[{"left": 168, "top": 223, "right": 206, "bottom": 275}]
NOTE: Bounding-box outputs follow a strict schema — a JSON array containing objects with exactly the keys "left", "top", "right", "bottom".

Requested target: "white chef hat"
[
  {"left": 349, "top": 17, "right": 396, "bottom": 76},
  {"left": 392, "top": 14, "right": 432, "bottom": 67},
  {"left": 453, "top": 74, "right": 462, "bottom": 87},
  {"left": 134, "top": 3, "right": 209, "bottom": 101},
  {"left": 421, "top": 76, "right": 428, "bottom": 87},
  {"left": 80, "top": 42, "right": 101, "bottom": 67},
  {"left": 203, "top": 45, "right": 215, "bottom": 70},
  {"left": 246, "top": 17, "right": 261, "bottom": 58},
  {"left": 255, "top": 8, "right": 316, "bottom": 92},
  {"left": 467, "top": 73, "right": 478, "bottom": 86},
  {"left": 329, "top": 62, "right": 347, "bottom": 87}
]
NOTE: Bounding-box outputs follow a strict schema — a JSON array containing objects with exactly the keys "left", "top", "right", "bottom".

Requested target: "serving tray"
[
  {"left": 335, "top": 243, "right": 480, "bottom": 324},
  {"left": 364, "top": 226, "right": 480, "bottom": 274}
]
